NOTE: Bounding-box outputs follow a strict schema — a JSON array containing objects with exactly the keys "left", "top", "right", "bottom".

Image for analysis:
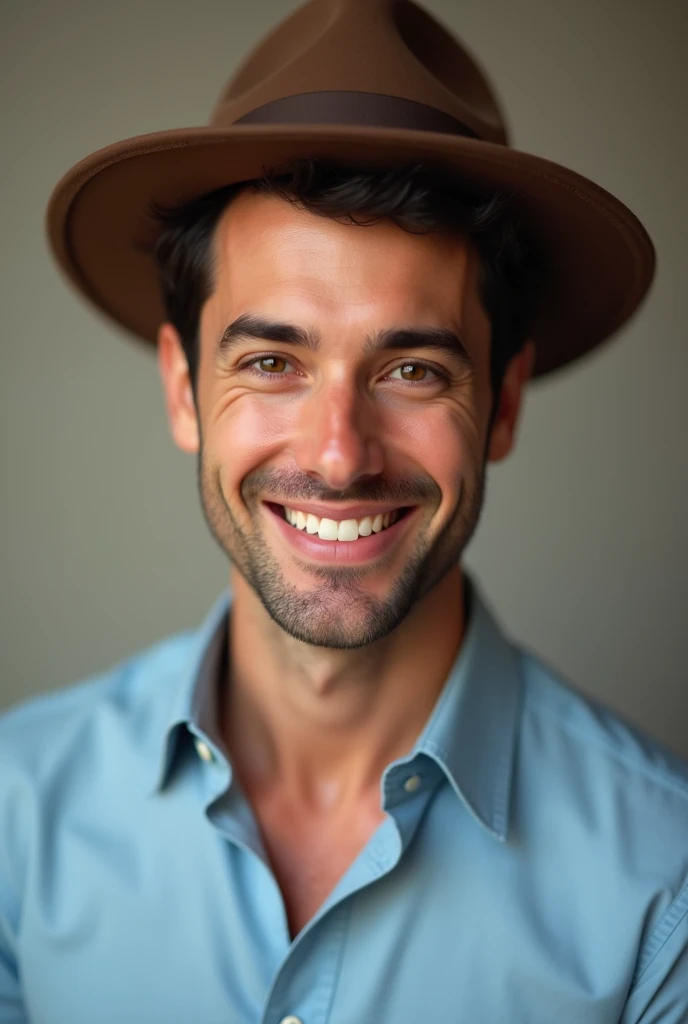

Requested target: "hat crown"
[{"left": 210, "top": 0, "right": 508, "bottom": 145}]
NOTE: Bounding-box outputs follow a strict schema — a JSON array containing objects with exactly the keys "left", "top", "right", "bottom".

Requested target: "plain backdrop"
[{"left": 1, "top": 0, "right": 686, "bottom": 756}]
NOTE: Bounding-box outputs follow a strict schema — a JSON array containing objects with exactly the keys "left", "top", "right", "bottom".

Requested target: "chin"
[{"left": 251, "top": 549, "right": 433, "bottom": 649}]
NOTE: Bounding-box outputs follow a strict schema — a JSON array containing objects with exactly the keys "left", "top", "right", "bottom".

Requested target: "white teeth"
[
  {"left": 337, "top": 519, "right": 359, "bottom": 542},
  {"left": 282, "top": 506, "right": 402, "bottom": 540},
  {"left": 318, "top": 517, "right": 339, "bottom": 541},
  {"left": 358, "top": 516, "right": 373, "bottom": 537}
]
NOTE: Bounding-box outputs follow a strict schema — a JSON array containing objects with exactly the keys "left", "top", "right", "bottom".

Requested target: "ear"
[
  {"left": 487, "top": 341, "right": 536, "bottom": 463},
  {"left": 157, "top": 322, "right": 199, "bottom": 454}
]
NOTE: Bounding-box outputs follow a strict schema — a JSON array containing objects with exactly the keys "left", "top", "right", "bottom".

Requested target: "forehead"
[{"left": 201, "top": 188, "right": 487, "bottom": 345}]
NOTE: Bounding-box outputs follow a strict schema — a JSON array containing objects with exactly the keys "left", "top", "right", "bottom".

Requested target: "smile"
[
  {"left": 264, "top": 501, "right": 416, "bottom": 564},
  {"left": 282, "top": 505, "right": 404, "bottom": 542}
]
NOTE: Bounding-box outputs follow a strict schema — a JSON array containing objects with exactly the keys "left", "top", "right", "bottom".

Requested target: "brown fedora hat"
[{"left": 46, "top": 0, "right": 655, "bottom": 379}]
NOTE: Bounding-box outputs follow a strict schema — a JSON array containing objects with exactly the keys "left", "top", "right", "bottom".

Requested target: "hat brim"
[{"left": 46, "top": 122, "right": 655, "bottom": 378}]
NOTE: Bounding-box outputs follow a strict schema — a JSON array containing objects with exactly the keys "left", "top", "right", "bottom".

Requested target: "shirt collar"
[
  {"left": 147, "top": 577, "right": 523, "bottom": 842},
  {"left": 412, "top": 579, "right": 523, "bottom": 842},
  {"left": 146, "top": 589, "right": 231, "bottom": 796}
]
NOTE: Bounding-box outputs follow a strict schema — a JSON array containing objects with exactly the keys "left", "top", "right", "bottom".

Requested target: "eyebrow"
[{"left": 217, "top": 312, "right": 474, "bottom": 368}]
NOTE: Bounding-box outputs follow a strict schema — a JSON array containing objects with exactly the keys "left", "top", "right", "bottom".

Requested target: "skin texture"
[{"left": 158, "top": 189, "right": 534, "bottom": 934}]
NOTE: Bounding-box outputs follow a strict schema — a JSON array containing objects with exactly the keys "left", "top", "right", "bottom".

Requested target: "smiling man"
[
  {"left": 170, "top": 187, "right": 507, "bottom": 656},
  {"left": 2, "top": 1, "right": 688, "bottom": 1022},
  {"left": 156, "top": 181, "right": 529, "bottom": 941}
]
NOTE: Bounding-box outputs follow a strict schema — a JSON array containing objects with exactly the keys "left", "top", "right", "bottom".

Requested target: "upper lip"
[{"left": 266, "top": 500, "right": 411, "bottom": 521}]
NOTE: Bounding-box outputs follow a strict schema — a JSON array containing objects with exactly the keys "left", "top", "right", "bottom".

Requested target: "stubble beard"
[{"left": 198, "top": 454, "right": 487, "bottom": 649}]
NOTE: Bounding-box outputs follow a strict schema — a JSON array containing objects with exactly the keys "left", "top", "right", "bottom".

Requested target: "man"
[{"left": 1, "top": 0, "right": 687, "bottom": 1021}]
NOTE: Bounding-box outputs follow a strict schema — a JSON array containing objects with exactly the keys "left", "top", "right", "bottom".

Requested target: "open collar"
[
  {"left": 413, "top": 581, "right": 523, "bottom": 841},
  {"left": 146, "top": 589, "right": 230, "bottom": 796},
  {"left": 146, "top": 578, "right": 523, "bottom": 843}
]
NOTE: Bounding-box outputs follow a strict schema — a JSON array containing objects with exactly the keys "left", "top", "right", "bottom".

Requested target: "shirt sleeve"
[{"left": 620, "top": 880, "right": 688, "bottom": 1024}]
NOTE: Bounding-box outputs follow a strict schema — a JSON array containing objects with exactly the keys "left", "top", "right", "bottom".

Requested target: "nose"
[{"left": 292, "top": 377, "right": 384, "bottom": 491}]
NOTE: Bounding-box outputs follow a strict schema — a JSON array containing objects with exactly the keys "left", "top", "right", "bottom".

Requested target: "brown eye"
[
  {"left": 257, "top": 356, "right": 287, "bottom": 373},
  {"left": 391, "top": 363, "right": 428, "bottom": 381}
]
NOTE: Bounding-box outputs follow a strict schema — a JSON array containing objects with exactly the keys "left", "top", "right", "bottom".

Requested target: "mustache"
[{"left": 241, "top": 467, "right": 441, "bottom": 506}]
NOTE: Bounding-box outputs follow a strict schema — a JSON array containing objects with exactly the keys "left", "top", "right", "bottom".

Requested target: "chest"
[{"left": 256, "top": 801, "right": 387, "bottom": 937}]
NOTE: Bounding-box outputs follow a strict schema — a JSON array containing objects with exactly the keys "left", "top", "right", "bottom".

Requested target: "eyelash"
[{"left": 239, "top": 354, "right": 449, "bottom": 386}]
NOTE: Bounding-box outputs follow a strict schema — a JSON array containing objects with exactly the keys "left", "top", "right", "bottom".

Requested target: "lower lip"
[{"left": 265, "top": 503, "right": 417, "bottom": 564}]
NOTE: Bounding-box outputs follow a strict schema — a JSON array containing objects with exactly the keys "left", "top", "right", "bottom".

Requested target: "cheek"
[
  {"left": 384, "top": 402, "right": 483, "bottom": 491},
  {"left": 207, "top": 393, "right": 298, "bottom": 491}
]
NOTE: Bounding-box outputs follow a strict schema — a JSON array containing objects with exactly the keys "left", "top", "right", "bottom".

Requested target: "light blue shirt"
[{"left": 1, "top": 580, "right": 688, "bottom": 1024}]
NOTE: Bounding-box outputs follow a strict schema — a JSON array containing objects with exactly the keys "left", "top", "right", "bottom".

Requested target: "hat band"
[{"left": 234, "top": 91, "right": 480, "bottom": 139}]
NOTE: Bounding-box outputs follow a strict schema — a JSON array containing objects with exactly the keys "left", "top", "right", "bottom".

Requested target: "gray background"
[{"left": 2, "top": 0, "right": 686, "bottom": 756}]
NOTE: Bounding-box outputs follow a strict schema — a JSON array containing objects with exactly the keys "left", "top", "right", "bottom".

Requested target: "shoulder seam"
[
  {"left": 633, "top": 878, "right": 688, "bottom": 983},
  {"left": 524, "top": 692, "right": 688, "bottom": 802},
  {"left": 0, "top": 628, "right": 197, "bottom": 730}
]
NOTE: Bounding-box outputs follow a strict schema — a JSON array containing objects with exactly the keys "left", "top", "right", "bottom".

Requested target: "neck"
[{"left": 223, "top": 565, "right": 467, "bottom": 814}]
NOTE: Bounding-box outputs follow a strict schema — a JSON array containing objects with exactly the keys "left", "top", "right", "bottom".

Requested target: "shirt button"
[
  {"left": 404, "top": 773, "right": 421, "bottom": 793},
  {"left": 194, "top": 738, "right": 214, "bottom": 763},
  {"left": 279, "top": 1017, "right": 303, "bottom": 1024}
]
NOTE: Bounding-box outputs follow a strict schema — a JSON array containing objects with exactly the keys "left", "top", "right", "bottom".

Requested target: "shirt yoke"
[
  {"left": 519, "top": 647, "right": 688, "bottom": 800},
  {"left": 0, "top": 630, "right": 196, "bottom": 782}
]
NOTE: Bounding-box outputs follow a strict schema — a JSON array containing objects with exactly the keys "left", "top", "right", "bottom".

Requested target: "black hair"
[{"left": 151, "top": 158, "right": 541, "bottom": 411}]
